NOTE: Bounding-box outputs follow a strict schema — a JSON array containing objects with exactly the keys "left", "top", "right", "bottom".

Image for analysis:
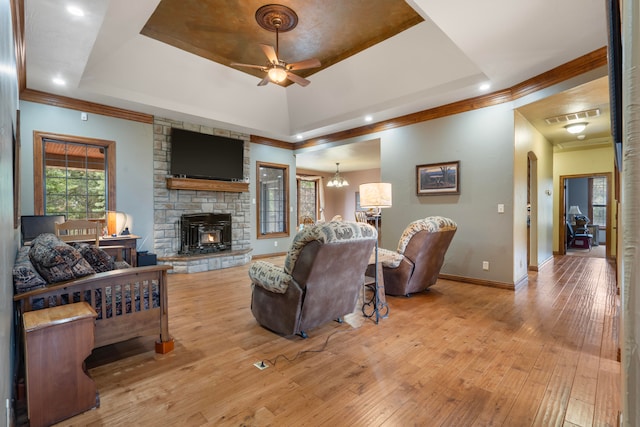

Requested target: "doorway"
[{"left": 559, "top": 173, "right": 612, "bottom": 258}]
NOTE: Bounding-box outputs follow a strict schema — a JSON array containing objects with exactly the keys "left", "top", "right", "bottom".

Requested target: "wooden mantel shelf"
[{"left": 166, "top": 177, "right": 249, "bottom": 193}]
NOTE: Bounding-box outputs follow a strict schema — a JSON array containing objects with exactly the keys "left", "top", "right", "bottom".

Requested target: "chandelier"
[{"left": 327, "top": 163, "right": 349, "bottom": 187}]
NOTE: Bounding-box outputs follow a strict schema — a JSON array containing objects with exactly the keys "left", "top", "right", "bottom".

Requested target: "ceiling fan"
[{"left": 231, "top": 4, "right": 321, "bottom": 87}]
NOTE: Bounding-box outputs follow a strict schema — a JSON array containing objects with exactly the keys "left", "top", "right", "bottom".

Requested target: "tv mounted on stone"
[{"left": 170, "top": 128, "right": 244, "bottom": 182}]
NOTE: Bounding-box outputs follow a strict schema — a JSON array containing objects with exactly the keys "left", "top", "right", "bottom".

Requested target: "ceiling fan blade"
[
  {"left": 230, "top": 62, "right": 266, "bottom": 71},
  {"left": 287, "top": 58, "right": 321, "bottom": 71},
  {"left": 257, "top": 75, "right": 270, "bottom": 86},
  {"left": 260, "top": 44, "right": 279, "bottom": 64},
  {"left": 286, "top": 71, "right": 311, "bottom": 87}
]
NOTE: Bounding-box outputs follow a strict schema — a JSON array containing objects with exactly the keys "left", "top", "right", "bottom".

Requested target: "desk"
[
  {"left": 23, "top": 302, "right": 98, "bottom": 427},
  {"left": 99, "top": 234, "right": 140, "bottom": 266},
  {"left": 362, "top": 250, "right": 393, "bottom": 323}
]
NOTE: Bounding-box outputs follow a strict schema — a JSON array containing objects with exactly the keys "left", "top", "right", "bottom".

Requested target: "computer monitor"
[{"left": 20, "top": 215, "right": 66, "bottom": 245}]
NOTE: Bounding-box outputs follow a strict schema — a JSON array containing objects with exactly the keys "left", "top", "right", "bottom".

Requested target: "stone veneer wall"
[{"left": 152, "top": 117, "right": 252, "bottom": 273}]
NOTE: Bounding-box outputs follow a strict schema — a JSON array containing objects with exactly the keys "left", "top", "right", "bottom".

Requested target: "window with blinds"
[{"left": 33, "top": 131, "right": 116, "bottom": 218}]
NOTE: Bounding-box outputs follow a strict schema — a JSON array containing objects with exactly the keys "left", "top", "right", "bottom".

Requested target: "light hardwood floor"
[{"left": 55, "top": 254, "right": 619, "bottom": 426}]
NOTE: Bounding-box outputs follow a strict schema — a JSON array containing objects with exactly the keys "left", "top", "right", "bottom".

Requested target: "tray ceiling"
[
  {"left": 141, "top": 0, "right": 423, "bottom": 86},
  {"left": 23, "top": 0, "right": 609, "bottom": 152}
]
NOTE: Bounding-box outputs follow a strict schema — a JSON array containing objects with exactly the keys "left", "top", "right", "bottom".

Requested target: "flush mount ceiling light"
[
  {"left": 66, "top": 5, "right": 85, "bottom": 17},
  {"left": 327, "top": 163, "right": 349, "bottom": 187},
  {"left": 231, "top": 4, "right": 321, "bottom": 87},
  {"left": 565, "top": 122, "right": 588, "bottom": 134}
]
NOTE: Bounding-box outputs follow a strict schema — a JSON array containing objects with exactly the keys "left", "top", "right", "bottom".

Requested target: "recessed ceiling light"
[
  {"left": 52, "top": 77, "right": 66, "bottom": 85},
  {"left": 364, "top": 115, "right": 373, "bottom": 122},
  {"left": 479, "top": 83, "right": 491, "bottom": 91},
  {"left": 296, "top": 134, "right": 303, "bottom": 140},
  {"left": 66, "top": 5, "right": 85, "bottom": 17}
]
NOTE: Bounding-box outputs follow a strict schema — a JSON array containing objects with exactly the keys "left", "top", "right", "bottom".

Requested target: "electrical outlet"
[
  {"left": 498, "top": 204, "right": 505, "bottom": 213},
  {"left": 253, "top": 361, "right": 268, "bottom": 370},
  {"left": 274, "top": 241, "right": 278, "bottom": 247},
  {"left": 482, "top": 261, "right": 489, "bottom": 271}
]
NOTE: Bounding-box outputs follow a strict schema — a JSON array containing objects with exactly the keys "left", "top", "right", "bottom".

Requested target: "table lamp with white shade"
[
  {"left": 359, "top": 182, "right": 392, "bottom": 323},
  {"left": 568, "top": 205, "right": 582, "bottom": 224}
]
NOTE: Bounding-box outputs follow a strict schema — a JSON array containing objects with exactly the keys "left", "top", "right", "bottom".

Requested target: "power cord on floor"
[{"left": 263, "top": 329, "right": 348, "bottom": 367}]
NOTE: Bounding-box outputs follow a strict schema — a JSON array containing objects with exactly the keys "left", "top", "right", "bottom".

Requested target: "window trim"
[
  {"left": 33, "top": 131, "right": 116, "bottom": 215},
  {"left": 256, "top": 161, "right": 289, "bottom": 239}
]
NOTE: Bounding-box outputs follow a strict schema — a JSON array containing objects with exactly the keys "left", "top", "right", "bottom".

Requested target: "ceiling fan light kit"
[
  {"left": 268, "top": 66, "right": 287, "bottom": 83},
  {"left": 230, "top": 4, "right": 321, "bottom": 87}
]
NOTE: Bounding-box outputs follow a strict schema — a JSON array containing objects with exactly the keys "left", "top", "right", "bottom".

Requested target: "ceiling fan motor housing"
[{"left": 255, "top": 4, "right": 298, "bottom": 32}]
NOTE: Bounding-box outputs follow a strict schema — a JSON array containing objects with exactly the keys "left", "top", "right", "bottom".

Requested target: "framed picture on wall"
[{"left": 416, "top": 161, "right": 460, "bottom": 195}]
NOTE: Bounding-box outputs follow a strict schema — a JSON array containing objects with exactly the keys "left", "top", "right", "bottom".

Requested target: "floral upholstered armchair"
[
  {"left": 249, "top": 221, "right": 377, "bottom": 338},
  {"left": 372, "top": 216, "right": 457, "bottom": 296}
]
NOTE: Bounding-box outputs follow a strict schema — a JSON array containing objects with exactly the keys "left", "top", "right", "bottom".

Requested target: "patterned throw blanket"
[{"left": 14, "top": 233, "right": 160, "bottom": 318}]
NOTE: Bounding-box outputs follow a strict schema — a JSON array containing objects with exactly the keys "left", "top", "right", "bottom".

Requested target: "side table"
[
  {"left": 99, "top": 234, "right": 140, "bottom": 266},
  {"left": 23, "top": 302, "right": 98, "bottom": 427}
]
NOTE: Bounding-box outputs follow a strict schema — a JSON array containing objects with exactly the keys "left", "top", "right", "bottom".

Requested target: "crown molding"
[
  {"left": 20, "top": 89, "right": 153, "bottom": 124},
  {"left": 294, "top": 47, "right": 608, "bottom": 150},
  {"left": 249, "top": 134, "right": 295, "bottom": 149}
]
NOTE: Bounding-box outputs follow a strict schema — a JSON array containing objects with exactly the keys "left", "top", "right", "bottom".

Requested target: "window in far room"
[
  {"left": 589, "top": 176, "right": 607, "bottom": 227},
  {"left": 33, "top": 131, "right": 116, "bottom": 219},
  {"left": 297, "top": 177, "right": 319, "bottom": 225},
  {"left": 257, "top": 161, "right": 289, "bottom": 238}
]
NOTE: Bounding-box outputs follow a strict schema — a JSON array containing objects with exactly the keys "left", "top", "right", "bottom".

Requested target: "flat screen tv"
[{"left": 170, "top": 128, "right": 245, "bottom": 181}]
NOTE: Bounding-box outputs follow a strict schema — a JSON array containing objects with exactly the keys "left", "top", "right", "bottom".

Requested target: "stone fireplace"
[
  {"left": 152, "top": 117, "right": 252, "bottom": 273},
  {"left": 180, "top": 213, "right": 231, "bottom": 254}
]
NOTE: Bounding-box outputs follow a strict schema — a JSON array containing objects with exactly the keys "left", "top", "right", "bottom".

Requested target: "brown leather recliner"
[
  {"left": 249, "top": 221, "right": 377, "bottom": 337},
  {"left": 373, "top": 216, "right": 457, "bottom": 296}
]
